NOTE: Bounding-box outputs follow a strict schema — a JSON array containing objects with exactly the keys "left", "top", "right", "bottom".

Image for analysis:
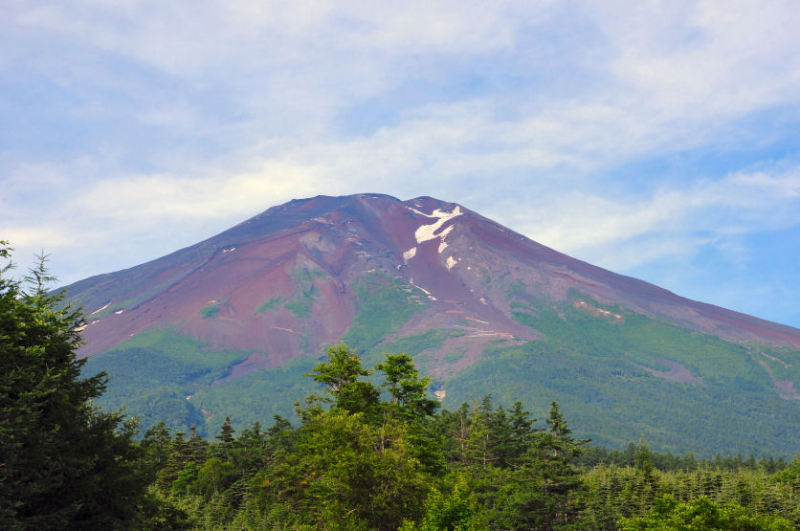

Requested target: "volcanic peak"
[{"left": 67, "top": 193, "right": 800, "bottom": 366}]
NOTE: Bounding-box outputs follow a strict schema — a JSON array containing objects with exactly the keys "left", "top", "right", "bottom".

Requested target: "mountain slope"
[{"left": 67, "top": 194, "right": 800, "bottom": 455}]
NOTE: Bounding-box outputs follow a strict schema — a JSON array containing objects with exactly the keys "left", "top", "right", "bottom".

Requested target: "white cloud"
[
  {"left": 600, "top": 0, "right": 800, "bottom": 116},
  {"left": 70, "top": 162, "right": 329, "bottom": 224},
  {"left": 499, "top": 164, "right": 800, "bottom": 271},
  {"left": 8, "top": 1, "right": 547, "bottom": 77},
  {"left": 2, "top": 226, "right": 77, "bottom": 251},
  {"left": 8, "top": 1, "right": 800, "bottom": 175}
]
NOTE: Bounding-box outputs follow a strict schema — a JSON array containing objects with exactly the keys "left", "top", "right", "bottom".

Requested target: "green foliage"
[
  {"left": 342, "top": 273, "right": 426, "bottom": 351},
  {"left": 307, "top": 344, "right": 380, "bottom": 417},
  {"left": 123, "top": 344, "right": 800, "bottom": 530},
  {"left": 415, "top": 474, "right": 476, "bottom": 530},
  {"left": 84, "top": 327, "right": 252, "bottom": 434},
  {"left": 381, "top": 329, "right": 463, "bottom": 356},
  {"left": 195, "top": 458, "right": 236, "bottom": 498},
  {"left": 216, "top": 416, "right": 235, "bottom": 444},
  {"left": 0, "top": 246, "right": 150, "bottom": 528},
  {"left": 190, "top": 355, "right": 317, "bottom": 434},
  {"left": 444, "top": 291, "right": 800, "bottom": 456},
  {"left": 198, "top": 303, "right": 220, "bottom": 319},
  {"left": 581, "top": 458, "right": 800, "bottom": 529},
  {"left": 284, "top": 298, "right": 313, "bottom": 318},
  {"left": 618, "top": 495, "right": 793, "bottom": 530},
  {"left": 275, "top": 410, "right": 430, "bottom": 529},
  {"left": 772, "top": 456, "right": 800, "bottom": 484},
  {"left": 255, "top": 296, "right": 283, "bottom": 313},
  {"left": 283, "top": 267, "right": 324, "bottom": 318},
  {"left": 144, "top": 347, "right": 445, "bottom": 529},
  {"left": 367, "top": 328, "right": 466, "bottom": 369},
  {"left": 464, "top": 400, "right": 587, "bottom": 530},
  {"left": 445, "top": 349, "right": 466, "bottom": 363},
  {"left": 376, "top": 353, "right": 439, "bottom": 426}
]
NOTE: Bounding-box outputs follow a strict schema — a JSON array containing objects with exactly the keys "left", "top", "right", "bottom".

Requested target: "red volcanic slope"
[{"left": 67, "top": 194, "right": 800, "bottom": 372}]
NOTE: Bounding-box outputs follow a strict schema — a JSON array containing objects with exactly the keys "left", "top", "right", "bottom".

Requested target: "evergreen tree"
[
  {"left": 506, "top": 401, "right": 534, "bottom": 466},
  {"left": 501, "top": 401, "right": 586, "bottom": 529},
  {"left": 0, "top": 245, "right": 148, "bottom": 529},
  {"left": 217, "top": 416, "right": 235, "bottom": 444},
  {"left": 265, "top": 414, "right": 296, "bottom": 460},
  {"left": 376, "top": 353, "right": 438, "bottom": 420},
  {"left": 306, "top": 343, "right": 380, "bottom": 417}
]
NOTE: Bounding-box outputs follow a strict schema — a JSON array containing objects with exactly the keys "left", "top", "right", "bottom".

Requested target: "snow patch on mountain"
[
  {"left": 414, "top": 206, "right": 462, "bottom": 244},
  {"left": 411, "top": 282, "right": 437, "bottom": 301},
  {"left": 406, "top": 206, "right": 435, "bottom": 218},
  {"left": 90, "top": 302, "right": 110, "bottom": 315},
  {"left": 438, "top": 225, "right": 455, "bottom": 254}
]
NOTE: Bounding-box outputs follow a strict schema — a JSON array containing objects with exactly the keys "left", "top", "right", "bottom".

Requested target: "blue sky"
[{"left": 3, "top": 1, "right": 800, "bottom": 327}]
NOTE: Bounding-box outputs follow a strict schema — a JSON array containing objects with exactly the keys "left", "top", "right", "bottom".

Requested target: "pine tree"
[
  {"left": 507, "top": 401, "right": 534, "bottom": 465},
  {"left": 217, "top": 416, "right": 236, "bottom": 444},
  {"left": 504, "top": 401, "right": 586, "bottom": 529},
  {"left": 0, "top": 245, "right": 148, "bottom": 529}
]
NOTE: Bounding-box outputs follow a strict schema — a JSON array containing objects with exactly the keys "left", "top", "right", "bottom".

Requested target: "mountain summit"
[{"left": 68, "top": 194, "right": 800, "bottom": 455}]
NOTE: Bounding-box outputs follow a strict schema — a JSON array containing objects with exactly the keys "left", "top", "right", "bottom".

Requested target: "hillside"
[{"left": 65, "top": 193, "right": 800, "bottom": 455}]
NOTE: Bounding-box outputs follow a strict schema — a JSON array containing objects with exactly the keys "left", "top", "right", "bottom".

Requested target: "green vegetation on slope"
[
  {"left": 198, "top": 303, "right": 220, "bottom": 319},
  {"left": 83, "top": 272, "right": 434, "bottom": 437},
  {"left": 361, "top": 327, "right": 466, "bottom": 368},
  {"left": 341, "top": 272, "right": 427, "bottom": 352},
  {"left": 189, "top": 355, "right": 319, "bottom": 435},
  {"left": 255, "top": 296, "right": 283, "bottom": 313},
  {"left": 85, "top": 275, "right": 800, "bottom": 456},
  {"left": 85, "top": 327, "right": 252, "bottom": 435},
  {"left": 283, "top": 267, "right": 325, "bottom": 318},
  {"left": 443, "top": 286, "right": 800, "bottom": 456}
]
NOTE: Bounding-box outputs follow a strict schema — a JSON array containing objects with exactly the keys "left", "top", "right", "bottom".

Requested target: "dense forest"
[
  {"left": 130, "top": 346, "right": 800, "bottom": 530},
  {"left": 3, "top": 243, "right": 800, "bottom": 530}
]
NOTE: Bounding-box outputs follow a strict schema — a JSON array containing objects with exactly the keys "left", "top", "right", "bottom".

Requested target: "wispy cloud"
[{"left": 508, "top": 164, "right": 800, "bottom": 264}]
